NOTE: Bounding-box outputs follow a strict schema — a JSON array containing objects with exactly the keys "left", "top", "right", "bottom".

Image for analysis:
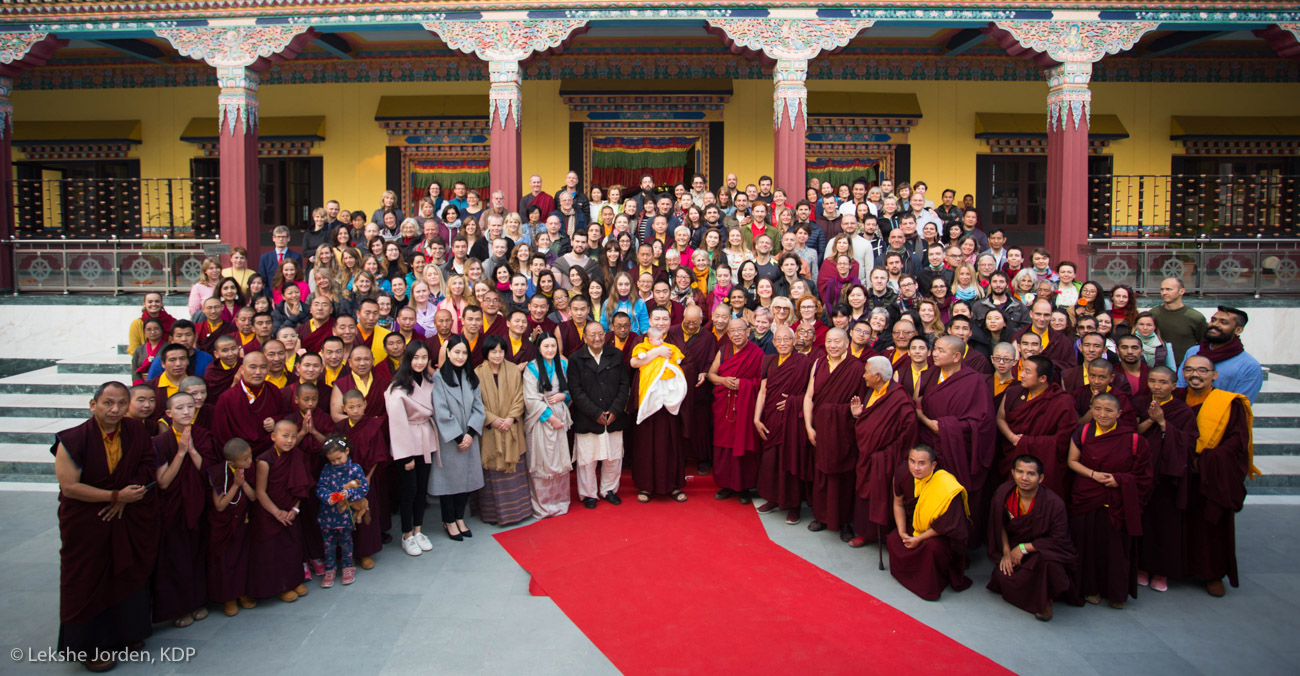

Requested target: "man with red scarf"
[
  {"left": 52, "top": 382, "right": 159, "bottom": 672},
  {"left": 804, "top": 328, "right": 865, "bottom": 541},
  {"left": 1176, "top": 306, "right": 1262, "bottom": 403},
  {"left": 708, "top": 318, "right": 765, "bottom": 504},
  {"left": 986, "top": 454, "right": 1076, "bottom": 621},
  {"left": 754, "top": 326, "right": 812, "bottom": 524},
  {"left": 849, "top": 355, "right": 918, "bottom": 548}
]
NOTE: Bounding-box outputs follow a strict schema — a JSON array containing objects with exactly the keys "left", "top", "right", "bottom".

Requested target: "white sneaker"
[
  {"left": 401, "top": 535, "right": 422, "bottom": 556},
  {"left": 413, "top": 532, "right": 433, "bottom": 551}
]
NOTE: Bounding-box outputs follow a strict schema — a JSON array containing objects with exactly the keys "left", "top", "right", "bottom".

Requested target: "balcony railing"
[
  {"left": 1089, "top": 173, "right": 1299, "bottom": 239},
  {"left": 5, "top": 238, "right": 222, "bottom": 295},
  {"left": 8, "top": 177, "right": 220, "bottom": 240}
]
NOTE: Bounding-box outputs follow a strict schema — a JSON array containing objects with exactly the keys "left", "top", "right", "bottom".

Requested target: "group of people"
[{"left": 64, "top": 171, "right": 1262, "bottom": 672}]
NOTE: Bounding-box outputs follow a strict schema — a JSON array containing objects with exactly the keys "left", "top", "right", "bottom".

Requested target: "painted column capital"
[
  {"left": 0, "top": 32, "right": 51, "bottom": 66},
  {"left": 705, "top": 18, "right": 874, "bottom": 61},
  {"left": 487, "top": 60, "right": 522, "bottom": 131},
  {"left": 155, "top": 25, "right": 314, "bottom": 68},
  {"left": 423, "top": 19, "right": 588, "bottom": 63},
  {"left": 993, "top": 20, "right": 1158, "bottom": 64},
  {"left": 772, "top": 58, "right": 808, "bottom": 132}
]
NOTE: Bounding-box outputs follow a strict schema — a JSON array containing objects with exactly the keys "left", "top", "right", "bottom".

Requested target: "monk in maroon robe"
[
  {"left": 196, "top": 296, "right": 235, "bottom": 354},
  {"left": 151, "top": 392, "right": 216, "bottom": 627},
  {"left": 1060, "top": 332, "right": 1108, "bottom": 393},
  {"left": 916, "top": 335, "right": 996, "bottom": 548},
  {"left": 1013, "top": 300, "right": 1076, "bottom": 373},
  {"left": 948, "top": 316, "right": 992, "bottom": 375},
  {"left": 1072, "top": 359, "right": 1138, "bottom": 430},
  {"left": 1065, "top": 393, "right": 1153, "bottom": 608},
  {"left": 249, "top": 419, "right": 314, "bottom": 601},
  {"left": 1115, "top": 335, "right": 1152, "bottom": 398},
  {"left": 804, "top": 328, "right": 865, "bottom": 539},
  {"left": 205, "top": 439, "right": 257, "bottom": 615},
  {"left": 297, "top": 296, "right": 336, "bottom": 352},
  {"left": 755, "top": 326, "right": 811, "bottom": 522},
  {"left": 987, "top": 455, "right": 1076, "bottom": 621},
  {"left": 340, "top": 389, "right": 390, "bottom": 568},
  {"left": 1133, "top": 366, "right": 1197, "bottom": 591},
  {"left": 887, "top": 445, "right": 972, "bottom": 600},
  {"left": 996, "top": 356, "right": 1077, "bottom": 498},
  {"left": 851, "top": 358, "right": 918, "bottom": 546},
  {"left": 666, "top": 305, "right": 717, "bottom": 473},
  {"left": 709, "top": 318, "right": 764, "bottom": 502},
  {"left": 988, "top": 342, "right": 1021, "bottom": 410},
  {"left": 284, "top": 352, "right": 334, "bottom": 413},
  {"left": 895, "top": 337, "right": 932, "bottom": 399},
  {"left": 480, "top": 292, "right": 509, "bottom": 337},
  {"left": 1179, "top": 355, "right": 1258, "bottom": 597},
  {"left": 646, "top": 289, "right": 684, "bottom": 326},
  {"left": 504, "top": 310, "right": 538, "bottom": 365},
  {"left": 52, "top": 384, "right": 159, "bottom": 671},
  {"left": 330, "top": 345, "right": 391, "bottom": 422},
  {"left": 212, "top": 352, "right": 287, "bottom": 456},
  {"left": 204, "top": 335, "right": 243, "bottom": 404},
  {"left": 556, "top": 296, "right": 594, "bottom": 358},
  {"left": 283, "top": 382, "right": 335, "bottom": 574},
  {"left": 425, "top": 308, "right": 456, "bottom": 365},
  {"left": 629, "top": 317, "right": 688, "bottom": 502}
]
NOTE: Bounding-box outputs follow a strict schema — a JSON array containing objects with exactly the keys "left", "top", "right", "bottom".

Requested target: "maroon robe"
[
  {"left": 282, "top": 379, "right": 334, "bottom": 414},
  {"left": 196, "top": 320, "right": 235, "bottom": 354},
  {"left": 1068, "top": 423, "right": 1153, "bottom": 604},
  {"left": 344, "top": 415, "right": 390, "bottom": 559},
  {"left": 1060, "top": 365, "right": 1087, "bottom": 393},
  {"left": 989, "top": 375, "right": 1021, "bottom": 411},
  {"left": 194, "top": 402, "right": 215, "bottom": 431},
  {"left": 756, "top": 353, "right": 811, "bottom": 510},
  {"left": 809, "top": 356, "right": 865, "bottom": 530},
  {"left": 151, "top": 427, "right": 214, "bottom": 621},
  {"left": 482, "top": 313, "right": 509, "bottom": 338},
  {"left": 678, "top": 326, "right": 722, "bottom": 465},
  {"left": 711, "top": 341, "right": 764, "bottom": 492},
  {"left": 1117, "top": 363, "right": 1151, "bottom": 399},
  {"left": 1133, "top": 394, "right": 1197, "bottom": 579},
  {"left": 212, "top": 380, "right": 287, "bottom": 456},
  {"left": 297, "top": 317, "right": 336, "bottom": 353},
  {"left": 284, "top": 408, "right": 336, "bottom": 562},
  {"left": 239, "top": 334, "right": 263, "bottom": 357},
  {"left": 1183, "top": 392, "right": 1252, "bottom": 588},
  {"left": 986, "top": 481, "right": 1076, "bottom": 614},
  {"left": 886, "top": 468, "right": 972, "bottom": 600},
  {"left": 646, "top": 298, "right": 684, "bottom": 326},
  {"left": 204, "top": 461, "right": 253, "bottom": 603},
  {"left": 462, "top": 335, "right": 486, "bottom": 368},
  {"left": 917, "top": 367, "right": 996, "bottom": 502},
  {"left": 203, "top": 358, "right": 242, "bottom": 404},
  {"left": 998, "top": 384, "right": 1078, "bottom": 497},
  {"left": 847, "top": 344, "right": 878, "bottom": 364},
  {"left": 505, "top": 335, "right": 538, "bottom": 365},
  {"left": 961, "top": 345, "right": 993, "bottom": 375},
  {"left": 1072, "top": 385, "right": 1138, "bottom": 430},
  {"left": 248, "top": 444, "right": 314, "bottom": 598},
  {"left": 852, "top": 384, "right": 918, "bottom": 539},
  {"left": 526, "top": 316, "right": 558, "bottom": 341},
  {"left": 424, "top": 332, "right": 452, "bottom": 362},
  {"left": 333, "top": 371, "right": 391, "bottom": 421},
  {"left": 897, "top": 361, "right": 931, "bottom": 399},
  {"left": 53, "top": 418, "right": 159, "bottom": 652},
  {"left": 1012, "top": 326, "right": 1075, "bottom": 373},
  {"left": 557, "top": 320, "right": 590, "bottom": 358}
]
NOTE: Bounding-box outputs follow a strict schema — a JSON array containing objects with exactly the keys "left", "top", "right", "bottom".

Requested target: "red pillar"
[
  {"left": 1045, "top": 62, "right": 1092, "bottom": 263},
  {"left": 489, "top": 60, "right": 522, "bottom": 211},
  {"left": 0, "top": 74, "right": 13, "bottom": 290},
  {"left": 772, "top": 58, "right": 808, "bottom": 198},
  {"left": 217, "top": 66, "right": 260, "bottom": 260}
]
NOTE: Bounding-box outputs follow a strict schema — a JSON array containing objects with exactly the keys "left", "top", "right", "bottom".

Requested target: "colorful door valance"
[{"left": 806, "top": 157, "right": 879, "bottom": 187}]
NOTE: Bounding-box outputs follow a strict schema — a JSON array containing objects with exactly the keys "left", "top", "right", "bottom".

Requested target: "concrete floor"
[{"left": 2, "top": 486, "right": 1298, "bottom": 675}]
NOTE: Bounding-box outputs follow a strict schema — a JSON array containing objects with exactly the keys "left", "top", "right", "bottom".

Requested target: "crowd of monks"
[{"left": 52, "top": 175, "right": 1264, "bottom": 671}]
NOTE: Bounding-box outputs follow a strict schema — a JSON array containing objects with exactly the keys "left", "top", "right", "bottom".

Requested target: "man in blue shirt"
[
  {"left": 146, "top": 320, "right": 213, "bottom": 380},
  {"left": 1177, "top": 305, "right": 1263, "bottom": 403}
]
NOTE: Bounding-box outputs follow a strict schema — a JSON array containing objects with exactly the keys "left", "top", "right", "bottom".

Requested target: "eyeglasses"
[
  {"left": 991, "top": 356, "right": 1016, "bottom": 363},
  {"left": 1183, "top": 367, "right": 1213, "bottom": 375}
]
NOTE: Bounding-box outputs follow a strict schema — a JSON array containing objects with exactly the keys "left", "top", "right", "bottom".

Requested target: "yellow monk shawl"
[
  {"left": 913, "top": 469, "right": 970, "bottom": 534},
  {"left": 634, "top": 338, "right": 685, "bottom": 411},
  {"left": 1188, "top": 388, "right": 1261, "bottom": 480}
]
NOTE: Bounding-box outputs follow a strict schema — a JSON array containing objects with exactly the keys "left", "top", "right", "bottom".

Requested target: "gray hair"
[
  {"left": 866, "top": 355, "right": 893, "bottom": 381},
  {"left": 273, "top": 225, "right": 290, "bottom": 237}
]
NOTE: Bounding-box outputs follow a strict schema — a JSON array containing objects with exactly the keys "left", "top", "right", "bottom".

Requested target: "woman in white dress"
[{"left": 522, "top": 335, "right": 573, "bottom": 518}]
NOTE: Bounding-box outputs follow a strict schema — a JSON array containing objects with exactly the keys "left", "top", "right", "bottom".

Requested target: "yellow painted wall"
[{"left": 12, "top": 79, "right": 1299, "bottom": 214}]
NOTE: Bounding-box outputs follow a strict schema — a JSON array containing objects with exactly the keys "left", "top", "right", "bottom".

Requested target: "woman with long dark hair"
[
  {"left": 523, "top": 335, "right": 573, "bottom": 518},
  {"left": 386, "top": 341, "right": 437, "bottom": 555},
  {"left": 474, "top": 335, "right": 530, "bottom": 526},
  {"left": 428, "top": 335, "right": 485, "bottom": 541}
]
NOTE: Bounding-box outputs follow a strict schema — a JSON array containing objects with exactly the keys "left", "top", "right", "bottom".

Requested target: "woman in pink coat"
[{"left": 385, "top": 341, "right": 439, "bottom": 556}]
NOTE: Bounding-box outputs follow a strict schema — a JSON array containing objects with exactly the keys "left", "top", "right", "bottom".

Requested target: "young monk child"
[
  {"left": 128, "top": 384, "right": 158, "bottom": 433},
  {"left": 205, "top": 438, "right": 258, "bottom": 616},
  {"left": 153, "top": 392, "right": 217, "bottom": 627},
  {"left": 179, "top": 376, "right": 212, "bottom": 430},
  {"left": 285, "top": 382, "right": 334, "bottom": 577},
  {"left": 249, "top": 419, "right": 314, "bottom": 602},
  {"left": 341, "top": 389, "right": 389, "bottom": 570},
  {"left": 315, "top": 435, "right": 370, "bottom": 587}
]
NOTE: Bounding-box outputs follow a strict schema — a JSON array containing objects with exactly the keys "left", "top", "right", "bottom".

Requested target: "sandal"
[
  {"left": 671, "top": 490, "right": 688, "bottom": 503},
  {"left": 637, "top": 491, "right": 651, "bottom": 503}
]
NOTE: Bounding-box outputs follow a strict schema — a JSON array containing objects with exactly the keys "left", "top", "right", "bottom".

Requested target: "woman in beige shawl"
[
  {"left": 473, "top": 335, "right": 530, "bottom": 525},
  {"left": 522, "top": 335, "right": 573, "bottom": 518}
]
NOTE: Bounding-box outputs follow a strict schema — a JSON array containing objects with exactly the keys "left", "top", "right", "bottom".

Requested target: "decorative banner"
[
  {"left": 806, "top": 157, "right": 879, "bottom": 187},
  {"left": 592, "top": 167, "right": 684, "bottom": 190},
  {"left": 408, "top": 157, "right": 490, "bottom": 213},
  {"left": 591, "top": 136, "right": 696, "bottom": 169}
]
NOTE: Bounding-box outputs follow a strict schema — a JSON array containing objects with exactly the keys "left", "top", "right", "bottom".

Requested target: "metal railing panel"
[{"left": 7, "top": 239, "right": 220, "bottom": 295}]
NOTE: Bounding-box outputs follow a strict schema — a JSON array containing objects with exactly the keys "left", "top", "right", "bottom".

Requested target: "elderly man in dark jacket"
[{"left": 567, "top": 321, "right": 631, "bottom": 508}]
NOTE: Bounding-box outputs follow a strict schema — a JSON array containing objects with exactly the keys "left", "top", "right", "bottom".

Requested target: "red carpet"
[{"left": 494, "top": 472, "right": 1009, "bottom": 675}]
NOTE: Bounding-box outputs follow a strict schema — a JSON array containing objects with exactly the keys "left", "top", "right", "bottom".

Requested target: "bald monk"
[
  {"left": 480, "top": 289, "right": 510, "bottom": 337},
  {"left": 179, "top": 376, "right": 213, "bottom": 430},
  {"left": 880, "top": 320, "right": 917, "bottom": 368},
  {"left": 1061, "top": 333, "right": 1108, "bottom": 394},
  {"left": 320, "top": 336, "right": 349, "bottom": 387},
  {"left": 708, "top": 318, "right": 765, "bottom": 504},
  {"left": 333, "top": 313, "right": 359, "bottom": 356},
  {"left": 1179, "top": 355, "right": 1259, "bottom": 597},
  {"left": 916, "top": 335, "right": 996, "bottom": 547},
  {"left": 987, "top": 454, "right": 1076, "bottom": 621},
  {"left": 127, "top": 384, "right": 159, "bottom": 433},
  {"left": 425, "top": 308, "right": 456, "bottom": 367},
  {"left": 989, "top": 342, "right": 1021, "bottom": 409},
  {"left": 285, "top": 382, "right": 334, "bottom": 575},
  {"left": 849, "top": 355, "right": 918, "bottom": 548},
  {"left": 233, "top": 306, "right": 258, "bottom": 354},
  {"left": 887, "top": 444, "right": 972, "bottom": 600},
  {"left": 249, "top": 419, "right": 313, "bottom": 602},
  {"left": 262, "top": 339, "right": 295, "bottom": 390},
  {"left": 205, "top": 438, "right": 257, "bottom": 616},
  {"left": 151, "top": 392, "right": 215, "bottom": 628},
  {"left": 212, "top": 351, "right": 287, "bottom": 457},
  {"left": 1073, "top": 358, "right": 1137, "bottom": 430},
  {"left": 52, "top": 382, "right": 159, "bottom": 672},
  {"left": 754, "top": 325, "right": 812, "bottom": 524},
  {"left": 1134, "top": 365, "right": 1197, "bottom": 593},
  {"left": 804, "top": 328, "right": 865, "bottom": 540},
  {"left": 203, "top": 335, "right": 243, "bottom": 403},
  {"left": 196, "top": 296, "right": 234, "bottom": 354},
  {"left": 1066, "top": 392, "right": 1153, "bottom": 608},
  {"left": 948, "top": 316, "right": 992, "bottom": 375},
  {"left": 996, "top": 355, "right": 1077, "bottom": 497},
  {"left": 297, "top": 296, "right": 336, "bottom": 353},
  {"left": 330, "top": 345, "right": 391, "bottom": 422},
  {"left": 1013, "top": 299, "right": 1075, "bottom": 372}
]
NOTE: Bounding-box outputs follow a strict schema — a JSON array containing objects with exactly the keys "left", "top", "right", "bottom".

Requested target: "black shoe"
[
  {"left": 604, "top": 492, "right": 622, "bottom": 506},
  {"left": 381, "top": 533, "right": 393, "bottom": 545},
  {"left": 738, "top": 490, "right": 753, "bottom": 505},
  {"left": 443, "top": 524, "right": 463, "bottom": 542},
  {"left": 697, "top": 461, "right": 712, "bottom": 475},
  {"left": 460, "top": 528, "right": 473, "bottom": 538},
  {"left": 807, "top": 520, "right": 827, "bottom": 532},
  {"left": 583, "top": 497, "right": 599, "bottom": 509},
  {"left": 714, "top": 488, "right": 737, "bottom": 500},
  {"left": 839, "top": 525, "right": 856, "bottom": 543}
]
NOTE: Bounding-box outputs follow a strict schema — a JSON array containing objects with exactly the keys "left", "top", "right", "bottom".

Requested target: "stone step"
[{"left": 0, "top": 367, "right": 112, "bottom": 395}]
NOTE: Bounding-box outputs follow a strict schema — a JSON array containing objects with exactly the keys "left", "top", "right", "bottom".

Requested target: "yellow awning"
[
  {"left": 808, "top": 92, "right": 922, "bottom": 118},
  {"left": 559, "top": 78, "right": 733, "bottom": 96},
  {"left": 180, "top": 116, "right": 325, "bottom": 142},
  {"left": 1170, "top": 116, "right": 1300, "bottom": 140},
  {"left": 975, "top": 112, "right": 1128, "bottom": 140},
  {"left": 374, "top": 95, "right": 487, "bottom": 120},
  {"left": 12, "top": 120, "right": 142, "bottom": 145}
]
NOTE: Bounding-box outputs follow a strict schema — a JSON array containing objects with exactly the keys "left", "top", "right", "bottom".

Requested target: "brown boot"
[
  {"left": 1207, "top": 579, "right": 1226, "bottom": 597},
  {"left": 293, "top": 583, "right": 309, "bottom": 597},
  {"left": 238, "top": 596, "right": 257, "bottom": 609},
  {"left": 223, "top": 601, "right": 239, "bottom": 617},
  {"left": 278, "top": 590, "right": 299, "bottom": 603},
  {"left": 359, "top": 556, "right": 375, "bottom": 570}
]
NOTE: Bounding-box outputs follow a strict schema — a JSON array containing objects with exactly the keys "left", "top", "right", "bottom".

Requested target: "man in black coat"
[{"left": 567, "top": 321, "right": 631, "bottom": 508}]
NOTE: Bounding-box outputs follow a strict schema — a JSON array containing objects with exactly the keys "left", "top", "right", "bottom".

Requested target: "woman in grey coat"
[{"left": 428, "top": 334, "right": 486, "bottom": 541}]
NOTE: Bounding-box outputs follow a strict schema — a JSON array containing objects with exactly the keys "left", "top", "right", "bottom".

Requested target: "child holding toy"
[{"left": 315, "top": 435, "right": 369, "bottom": 587}]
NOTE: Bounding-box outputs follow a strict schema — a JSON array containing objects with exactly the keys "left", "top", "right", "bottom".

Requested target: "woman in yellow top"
[{"left": 221, "top": 246, "right": 254, "bottom": 293}]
